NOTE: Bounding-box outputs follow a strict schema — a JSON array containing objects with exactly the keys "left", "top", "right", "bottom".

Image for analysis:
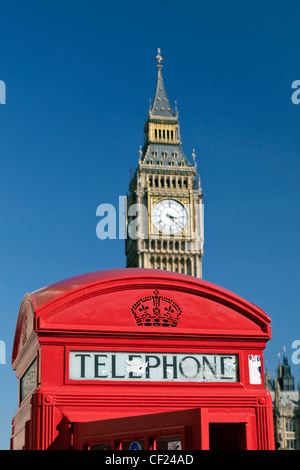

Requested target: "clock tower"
[{"left": 125, "top": 49, "right": 204, "bottom": 278}]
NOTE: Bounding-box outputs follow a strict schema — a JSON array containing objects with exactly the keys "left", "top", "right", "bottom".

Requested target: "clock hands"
[
  {"left": 152, "top": 199, "right": 188, "bottom": 234},
  {"left": 166, "top": 213, "right": 177, "bottom": 221},
  {"left": 165, "top": 213, "right": 184, "bottom": 234}
]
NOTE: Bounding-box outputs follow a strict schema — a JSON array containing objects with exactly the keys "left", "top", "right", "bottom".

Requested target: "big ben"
[{"left": 126, "top": 49, "right": 204, "bottom": 278}]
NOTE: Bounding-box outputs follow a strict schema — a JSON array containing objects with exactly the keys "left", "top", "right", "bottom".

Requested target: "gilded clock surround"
[{"left": 149, "top": 196, "right": 191, "bottom": 237}]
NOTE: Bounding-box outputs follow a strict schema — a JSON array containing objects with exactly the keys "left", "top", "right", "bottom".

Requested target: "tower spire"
[
  {"left": 150, "top": 48, "right": 175, "bottom": 119},
  {"left": 156, "top": 48, "right": 163, "bottom": 69},
  {"left": 277, "top": 346, "right": 295, "bottom": 391},
  {"left": 126, "top": 50, "right": 204, "bottom": 278},
  {"left": 140, "top": 49, "right": 192, "bottom": 168}
]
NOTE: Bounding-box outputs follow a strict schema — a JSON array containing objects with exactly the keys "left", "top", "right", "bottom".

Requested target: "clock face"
[{"left": 152, "top": 199, "right": 188, "bottom": 234}]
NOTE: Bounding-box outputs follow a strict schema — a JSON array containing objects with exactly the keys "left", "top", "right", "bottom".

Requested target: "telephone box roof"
[
  {"left": 12, "top": 268, "right": 271, "bottom": 364},
  {"left": 28, "top": 268, "right": 266, "bottom": 314}
]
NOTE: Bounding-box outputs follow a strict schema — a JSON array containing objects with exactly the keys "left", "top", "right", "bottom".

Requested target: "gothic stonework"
[
  {"left": 265, "top": 351, "right": 300, "bottom": 450},
  {"left": 125, "top": 49, "right": 204, "bottom": 278}
]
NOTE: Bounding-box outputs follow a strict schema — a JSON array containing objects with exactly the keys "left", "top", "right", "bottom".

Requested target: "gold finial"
[
  {"left": 156, "top": 48, "right": 163, "bottom": 68},
  {"left": 139, "top": 145, "right": 143, "bottom": 161},
  {"left": 192, "top": 149, "right": 197, "bottom": 168}
]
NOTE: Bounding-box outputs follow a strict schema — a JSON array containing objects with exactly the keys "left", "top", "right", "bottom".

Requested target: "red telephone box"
[{"left": 11, "top": 268, "right": 275, "bottom": 450}]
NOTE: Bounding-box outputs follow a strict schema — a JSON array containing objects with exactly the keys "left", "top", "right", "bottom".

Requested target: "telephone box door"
[{"left": 73, "top": 408, "right": 209, "bottom": 450}]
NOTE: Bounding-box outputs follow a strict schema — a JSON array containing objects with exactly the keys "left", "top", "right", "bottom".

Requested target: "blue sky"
[{"left": 0, "top": 0, "right": 300, "bottom": 449}]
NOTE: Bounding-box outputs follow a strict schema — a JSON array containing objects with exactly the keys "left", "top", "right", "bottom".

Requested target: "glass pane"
[
  {"left": 156, "top": 435, "right": 182, "bottom": 450},
  {"left": 90, "top": 443, "right": 111, "bottom": 450},
  {"left": 121, "top": 439, "right": 145, "bottom": 450}
]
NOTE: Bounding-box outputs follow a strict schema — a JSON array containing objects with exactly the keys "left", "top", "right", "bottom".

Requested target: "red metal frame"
[
  {"left": 11, "top": 268, "right": 274, "bottom": 450},
  {"left": 73, "top": 408, "right": 209, "bottom": 450}
]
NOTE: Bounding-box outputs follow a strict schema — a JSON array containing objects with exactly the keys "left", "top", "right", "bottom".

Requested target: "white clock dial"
[{"left": 152, "top": 199, "right": 188, "bottom": 234}]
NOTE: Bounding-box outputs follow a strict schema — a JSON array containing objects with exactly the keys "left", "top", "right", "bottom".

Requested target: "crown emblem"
[{"left": 131, "top": 290, "right": 182, "bottom": 327}]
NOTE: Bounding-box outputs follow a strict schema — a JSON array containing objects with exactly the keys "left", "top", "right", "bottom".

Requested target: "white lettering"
[
  {"left": 0, "top": 80, "right": 5, "bottom": 104},
  {"left": 0, "top": 340, "right": 5, "bottom": 364},
  {"left": 95, "top": 198, "right": 204, "bottom": 243},
  {"left": 118, "top": 196, "right": 127, "bottom": 239},
  {"left": 291, "top": 340, "right": 300, "bottom": 365},
  {"left": 291, "top": 80, "right": 300, "bottom": 105},
  {"left": 96, "top": 203, "right": 116, "bottom": 239},
  {"left": 127, "top": 203, "right": 148, "bottom": 240},
  {"left": 105, "top": 456, "right": 139, "bottom": 467}
]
